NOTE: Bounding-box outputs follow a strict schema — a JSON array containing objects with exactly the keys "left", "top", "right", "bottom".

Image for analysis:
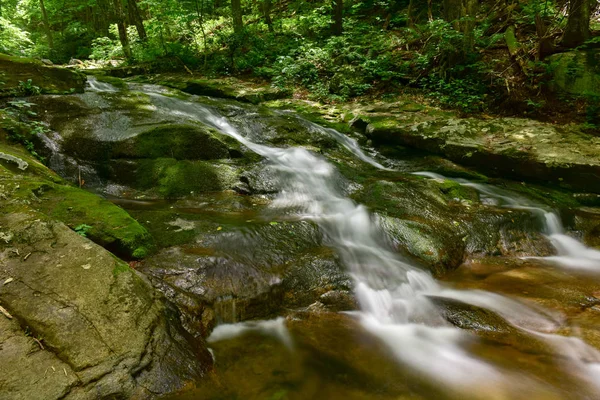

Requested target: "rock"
[
  {"left": 364, "top": 114, "right": 600, "bottom": 193},
  {"left": 41, "top": 58, "right": 53, "bottom": 66},
  {"left": 110, "top": 124, "right": 232, "bottom": 160},
  {"left": 546, "top": 50, "right": 600, "bottom": 97},
  {"left": 0, "top": 130, "right": 212, "bottom": 399},
  {"left": 68, "top": 58, "right": 84, "bottom": 66},
  {"left": 131, "top": 74, "right": 291, "bottom": 104},
  {"left": 0, "top": 54, "right": 85, "bottom": 96},
  {"left": 0, "top": 215, "right": 212, "bottom": 400},
  {"left": 109, "top": 158, "right": 240, "bottom": 198},
  {"left": 140, "top": 221, "right": 353, "bottom": 332},
  {"left": 352, "top": 176, "right": 554, "bottom": 276}
]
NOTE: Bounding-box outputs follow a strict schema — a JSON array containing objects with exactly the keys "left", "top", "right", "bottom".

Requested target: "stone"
[
  {"left": 0, "top": 54, "right": 85, "bottom": 96},
  {"left": 546, "top": 50, "right": 600, "bottom": 97}
]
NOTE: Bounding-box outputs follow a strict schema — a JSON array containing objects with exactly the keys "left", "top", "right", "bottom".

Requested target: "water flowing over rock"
[{"left": 10, "top": 74, "right": 600, "bottom": 400}]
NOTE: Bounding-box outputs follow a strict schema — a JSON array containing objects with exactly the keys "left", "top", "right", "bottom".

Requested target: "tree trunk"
[
  {"left": 263, "top": 0, "right": 273, "bottom": 32},
  {"left": 113, "top": 0, "right": 132, "bottom": 59},
  {"left": 562, "top": 0, "right": 590, "bottom": 48},
  {"left": 194, "top": 0, "right": 208, "bottom": 65},
  {"left": 39, "top": 0, "right": 54, "bottom": 49},
  {"left": 442, "top": 0, "right": 478, "bottom": 67},
  {"left": 127, "top": 0, "right": 147, "bottom": 40},
  {"left": 332, "top": 0, "right": 343, "bottom": 36},
  {"left": 231, "top": 0, "right": 243, "bottom": 34}
]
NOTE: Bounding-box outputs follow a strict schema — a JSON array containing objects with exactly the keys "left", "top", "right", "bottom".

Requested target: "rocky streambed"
[{"left": 2, "top": 60, "right": 600, "bottom": 399}]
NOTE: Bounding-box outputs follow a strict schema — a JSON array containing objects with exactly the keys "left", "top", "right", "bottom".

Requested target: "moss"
[
  {"left": 36, "top": 184, "right": 153, "bottom": 258},
  {"left": 112, "top": 262, "right": 132, "bottom": 277},
  {"left": 112, "top": 124, "right": 231, "bottom": 160},
  {"left": 133, "top": 158, "right": 238, "bottom": 197},
  {"left": 438, "top": 179, "right": 480, "bottom": 202},
  {"left": 0, "top": 54, "right": 85, "bottom": 97},
  {"left": 94, "top": 74, "right": 128, "bottom": 89}
]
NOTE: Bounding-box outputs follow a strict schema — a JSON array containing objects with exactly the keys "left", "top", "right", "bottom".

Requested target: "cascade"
[{"left": 83, "top": 77, "right": 600, "bottom": 398}]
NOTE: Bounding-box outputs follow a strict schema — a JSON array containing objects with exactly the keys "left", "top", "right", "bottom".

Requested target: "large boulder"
[
  {"left": 546, "top": 50, "right": 600, "bottom": 97},
  {"left": 0, "top": 129, "right": 212, "bottom": 399},
  {"left": 363, "top": 114, "right": 600, "bottom": 193},
  {"left": 0, "top": 54, "right": 85, "bottom": 96},
  {"left": 139, "top": 220, "right": 354, "bottom": 335},
  {"left": 129, "top": 73, "right": 291, "bottom": 104}
]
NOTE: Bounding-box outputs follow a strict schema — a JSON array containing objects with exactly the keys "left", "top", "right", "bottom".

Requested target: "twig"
[
  {"left": 23, "top": 252, "right": 31, "bottom": 261},
  {"left": 33, "top": 337, "right": 44, "bottom": 350},
  {"left": 0, "top": 305, "right": 13, "bottom": 319}
]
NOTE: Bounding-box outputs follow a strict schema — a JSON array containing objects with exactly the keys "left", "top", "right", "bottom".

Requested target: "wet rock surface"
[
  {"left": 0, "top": 134, "right": 212, "bottom": 399},
  {"left": 4, "top": 69, "right": 600, "bottom": 400}
]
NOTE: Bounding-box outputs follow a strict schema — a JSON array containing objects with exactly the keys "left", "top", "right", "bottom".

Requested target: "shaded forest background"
[{"left": 1, "top": 0, "right": 599, "bottom": 121}]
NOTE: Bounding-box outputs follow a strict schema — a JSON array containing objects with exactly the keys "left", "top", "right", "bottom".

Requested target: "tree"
[
  {"left": 126, "top": 0, "right": 147, "bottom": 41},
  {"left": 332, "top": 0, "right": 343, "bottom": 36},
  {"left": 562, "top": 0, "right": 590, "bottom": 48},
  {"left": 442, "top": 0, "right": 478, "bottom": 67},
  {"left": 263, "top": 0, "right": 273, "bottom": 32},
  {"left": 39, "top": 0, "right": 54, "bottom": 49},
  {"left": 231, "top": 0, "right": 243, "bottom": 34},
  {"left": 112, "top": 0, "right": 132, "bottom": 59}
]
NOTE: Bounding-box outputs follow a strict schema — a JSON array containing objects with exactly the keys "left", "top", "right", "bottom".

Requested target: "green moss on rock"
[
  {"left": 0, "top": 53, "right": 85, "bottom": 96},
  {"left": 112, "top": 124, "right": 232, "bottom": 160},
  {"left": 35, "top": 184, "right": 152, "bottom": 258}
]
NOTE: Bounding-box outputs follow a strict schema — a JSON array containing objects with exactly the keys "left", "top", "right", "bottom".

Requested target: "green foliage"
[
  {"left": 0, "top": 17, "right": 33, "bottom": 55},
  {"left": 18, "top": 79, "right": 41, "bottom": 96},
  {"left": 74, "top": 223, "right": 93, "bottom": 237},
  {"left": 423, "top": 73, "right": 487, "bottom": 113},
  {"left": 1, "top": 99, "right": 47, "bottom": 161}
]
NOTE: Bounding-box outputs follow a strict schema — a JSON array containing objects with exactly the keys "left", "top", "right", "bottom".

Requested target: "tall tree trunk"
[
  {"left": 332, "top": 0, "right": 343, "bottom": 36},
  {"left": 442, "top": 0, "right": 478, "bottom": 68},
  {"left": 562, "top": 0, "right": 590, "bottom": 48},
  {"left": 231, "top": 0, "right": 243, "bottom": 34},
  {"left": 263, "top": 0, "right": 273, "bottom": 32},
  {"left": 127, "top": 0, "right": 147, "bottom": 40},
  {"left": 113, "top": 0, "right": 132, "bottom": 59},
  {"left": 194, "top": 0, "right": 208, "bottom": 65},
  {"left": 39, "top": 0, "right": 54, "bottom": 49}
]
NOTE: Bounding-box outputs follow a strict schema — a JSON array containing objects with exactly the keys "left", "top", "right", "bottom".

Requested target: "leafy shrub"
[{"left": 0, "top": 17, "right": 33, "bottom": 56}]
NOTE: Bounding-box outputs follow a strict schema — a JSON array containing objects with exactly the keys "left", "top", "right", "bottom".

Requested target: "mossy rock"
[
  {"left": 112, "top": 123, "right": 233, "bottom": 160},
  {"left": 110, "top": 157, "right": 239, "bottom": 197},
  {"left": 364, "top": 113, "right": 600, "bottom": 193},
  {"left": 546, "top": 50, "right": 600, "bottom": 97},
  {"left": 0, "top": 53, "right": 85, "bottom": 96},
  {"left": 35, "top": 184, "right": 152, "bottom": 258}
]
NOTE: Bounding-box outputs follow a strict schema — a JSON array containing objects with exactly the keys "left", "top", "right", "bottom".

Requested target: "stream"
[{"left": 55, "top": 78, "right": 600, "bottom": 399}]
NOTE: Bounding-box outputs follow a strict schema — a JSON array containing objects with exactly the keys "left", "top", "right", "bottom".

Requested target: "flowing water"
[
  {"left": 415, "top": 171, "right": 600, "bottom": 271},
  {"left": 83, "top": 78, "right": 600, "bottom": 399}
]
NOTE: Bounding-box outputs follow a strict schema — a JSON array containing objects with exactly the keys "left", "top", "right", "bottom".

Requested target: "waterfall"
[
  {"left": 86, "top": 77, "right": 600, "bottom": 398},
  {"left": 415, "top": 171, "right": 600, "bottom": 270}
]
